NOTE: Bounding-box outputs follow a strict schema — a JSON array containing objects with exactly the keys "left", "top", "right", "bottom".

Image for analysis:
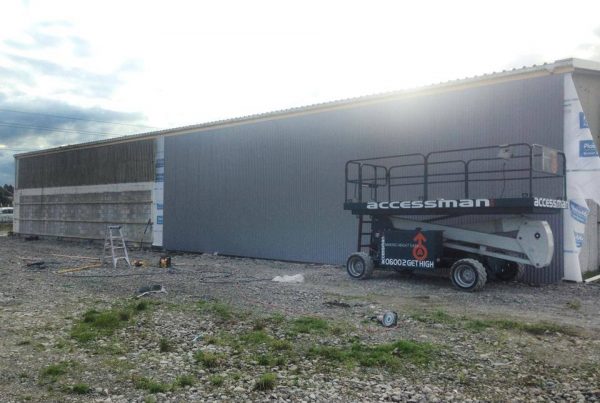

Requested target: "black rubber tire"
[
  {"left": 346, "top": 252, "right": 374, "bottom": 280},
  {"left": 450, "top": 258, "right": 487, "bottom": 292},
  {"left": 495, "top": 262, "right": 525, "bottom": 282}
]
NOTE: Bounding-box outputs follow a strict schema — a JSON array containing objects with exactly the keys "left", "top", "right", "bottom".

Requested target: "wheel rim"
[
  {"left": 348, "top": 257, "right": 365, "bottom": 277},
  {"left": 454, "top": 264, "right": 477, "bottom": 288}
]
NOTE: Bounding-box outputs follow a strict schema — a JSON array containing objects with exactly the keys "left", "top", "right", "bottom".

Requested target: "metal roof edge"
[{"left": 15, "top": 58, "right": 599, "bottom": 159}]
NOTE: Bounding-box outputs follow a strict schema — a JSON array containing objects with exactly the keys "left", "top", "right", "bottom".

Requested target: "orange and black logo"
[{"left": 412, "top": 232, "right": 428, "bottom": 261}]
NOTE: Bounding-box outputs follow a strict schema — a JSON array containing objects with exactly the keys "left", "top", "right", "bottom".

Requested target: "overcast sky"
[{"left": 1, "top": 0, "right": 600, "bottom": 185}]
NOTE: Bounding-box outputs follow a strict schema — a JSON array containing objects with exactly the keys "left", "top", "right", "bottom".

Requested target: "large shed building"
[{"left": 13, "top": 58, "right": 600, "bottom": 284}]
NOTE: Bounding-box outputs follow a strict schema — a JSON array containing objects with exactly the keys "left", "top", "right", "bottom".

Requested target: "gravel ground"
[{"left": 1, "top": 236, "right": 599, "bottom": 402}]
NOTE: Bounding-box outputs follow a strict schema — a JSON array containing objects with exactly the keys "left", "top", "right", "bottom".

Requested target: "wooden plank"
[
  {"left": 57, "top": 263, "right": 102, "bottom": 274},
  {"left": 50, "top": 254, "right": 100, "bottom": 260},
  {"left": 584, "top": 273, "right": 600, "bottom": 283}
]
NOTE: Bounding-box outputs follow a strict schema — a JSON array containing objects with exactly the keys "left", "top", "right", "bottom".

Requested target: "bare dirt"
[{"left": 0, "top": 237, "right": 599, "bottom": 402}]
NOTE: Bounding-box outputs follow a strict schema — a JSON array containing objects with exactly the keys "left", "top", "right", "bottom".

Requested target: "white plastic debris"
[
  {"left": 272, "top": 274, "right": 304, "bottom": 283},
  {"left": 136, "top": 284, "right": 167, "bottom": 298}
]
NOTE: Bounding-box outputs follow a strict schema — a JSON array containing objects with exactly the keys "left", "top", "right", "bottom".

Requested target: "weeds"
[
  {"left": 241, "top": 330, "right": 271, "bottom": 345},
  {"left": 209, "top": 375, "right": 224, "bottom": 387},
  {"left": 41, "top": 362, "right": 70, "bottom": 377},
  {"left": 254, "top": 373, "right": 276, "bottom": 391},
  {"left": 291, "top": 316, "right": 328, "bottom": 334},
  {"left": 70, "top": 383, "right": 91, "bottom": 394},
  {"left": 133, "top": 376, "right": 169, "bottom": 393},
  {"left": 159, "top": 338, "right": 172, "bottom": 353},
  {"left": 70, "top": 300, "right": 154, "bottom": 343},
  {"left": 72, "top": 309, "right": 127, "bottom": 342},
  {"left": 257, "top": 354, "right": 272, "bottom": 366},
  {"left": 198, "top": 300, "right": 233, "bottom": 321},
  {"left": 308, "top": 339, "right": 436, "bottom": 369},
  {"left": 136, "top": 301, "right": 150, "bottom": 311},
  {"left": 431, "top": 310, "right": 453, "bottom": 323},
  {"left": 270, "top": 339, "right": 292, "bottom": 351},
  {"left": 409, "top": 309, "right": 579, "bottom": 337},
  {"left": 194, "top": 350, "right": 222, "bottom": 368},
  {"left": 464, "top": 318, "right": 578, "bottom": 336},
  {"left": 253, "top": 318, "right": 267, "bottom": 330},
  {"left": 174, "top": 374, "right": 195, "bottom": 387},
  {"left": 269, "top": 313, "right": 285, "bottom": 324}
]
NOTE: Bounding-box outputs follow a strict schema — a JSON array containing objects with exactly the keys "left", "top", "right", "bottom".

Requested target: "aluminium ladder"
[{"left": 103, "top": 225, "right": 131, "bottom": 269}]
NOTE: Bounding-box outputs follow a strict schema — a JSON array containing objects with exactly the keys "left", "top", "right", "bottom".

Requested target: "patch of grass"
[
  {"left": 136, "top": 301, "right": 150, "bottom": 311},
  {"left": 203, "top": 335, "right": 220, "bottom": 345},
  {"left": 431, "top": 310, "right": 453, "bottom": 323},
  {"left": 464, "top": 319, "right": 490, "bottom": 332},
  {"left": 41, "top": 362, "right": 70, "bottom": 377},
  {"left": 198, "top": 300, "right": 233, "bottom": 321},
  {"left": 270, "top": 339, "right": 292, "bottom": 351},
  {"left": 70, "top": 383, "right": 91, "bottom": 394},
  {"left": 159, "top": 338, "right": 172, "bottom": 353},
  {"left": 409, "top": 309, "right": 454, "bottom": 324},
  {"left": 54, "top": 338, "right": 70, "bottom": 350},
  {"left": 118, "top": 311, "right": 131, "bottom": 321},
  {"left": 583, "top": 269, "right": 600, "bottom": 280},
  {"left": 291, "top": 316, "right": 328, "bottom": 334},
  {"left": 133, "top": 376, "right": 169, "bottom": 393},
  {"left": 274, "top": 355, "right": 286, "bottom": 366},
  {"left": 16, "top": 340, "right": 31, "bottom": 346},
  {"left": 254, "top": 373, "right": 276, "bottom": 391},
  {"left": 209, "top": 375, "right": 224, "bottom": 387},
  {"left": 241, "top": 330, "right": 271, "bottom": 345},
  {"left": 309, "top": 339, "right": 436, "bottom": 369},
  {"left": 466, "top": 319, "right": 579, "bottom": 336},
  {"left": 71, "top": 307, "right": 132, "bottom": 342},
  {"left": 174, "top": 374, "right": 195, "bottom": 387},
  {"left": 253, "top": 318, "right": 267, "bottom": 330},
  {"left": 194, "top": 350, "right": 223, "bottom": 368},
  {"left": 330, "top": 325, "right": 345, "bottom": 336},
  {"left": 566, "top": 300, "right": 582, "bottom": 310},
  {"left": 464, "top": 318, "right": 578, "bottom": 336},
  {"left": 268, "top": 313, "right": 285, "bottom": 324},
  {"left": 309, "top": 345, "right": 346, "bottom": 361},
  {"left": 256, "top": 354, "right": 272, "bottom": 366}
]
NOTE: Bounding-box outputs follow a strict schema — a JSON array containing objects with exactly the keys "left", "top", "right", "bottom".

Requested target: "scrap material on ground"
[
  {"left": 57, "top": 263, "right": 103, "bottom": 274},
  {"left": 0, "top": 237, "right": 599, "bottom": 402}
]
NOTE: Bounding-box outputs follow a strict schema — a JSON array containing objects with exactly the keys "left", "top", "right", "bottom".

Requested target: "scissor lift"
[{"left": 344, "top": 143, "right": 567, "bottom": 291}]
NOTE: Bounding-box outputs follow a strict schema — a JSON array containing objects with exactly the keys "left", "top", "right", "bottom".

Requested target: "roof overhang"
[{"left": 14, "top": 58, "right": 600, "bottom": 159}]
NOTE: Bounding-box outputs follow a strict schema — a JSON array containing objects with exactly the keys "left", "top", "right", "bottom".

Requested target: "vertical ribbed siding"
[
  {"left": 164, "top": 74, "right": 564, "bottom": 283},
  {"left": 17, "top": 140, "right": 155, "bottom": 188}
]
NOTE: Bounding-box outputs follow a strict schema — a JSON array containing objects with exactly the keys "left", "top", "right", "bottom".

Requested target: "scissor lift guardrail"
[{"left": 343, "top": 143, "right": 567, "bottom": 291}]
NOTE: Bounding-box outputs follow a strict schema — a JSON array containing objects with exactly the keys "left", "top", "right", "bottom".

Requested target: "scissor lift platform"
[{"left": 343, "top": 143, "right": 567, "bottom": 291}]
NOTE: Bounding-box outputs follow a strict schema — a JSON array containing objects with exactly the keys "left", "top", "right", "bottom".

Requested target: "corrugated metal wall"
[
  {"left": 164, "top": 74, "right": 565, "bottom": 283},
  {"left": 17, "top": 140, "right": 155, "bottom": 188}
]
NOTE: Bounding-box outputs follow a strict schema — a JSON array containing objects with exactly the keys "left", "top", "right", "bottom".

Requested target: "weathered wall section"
[
  {"left": 15, "top": 184, "right": 153, "bottom": 242},
  {"left": 17, "top": 140, "right": 155, "bottom": 189},
  {"left": 15, "top": 140, "right": 155, "bottom": 243}
]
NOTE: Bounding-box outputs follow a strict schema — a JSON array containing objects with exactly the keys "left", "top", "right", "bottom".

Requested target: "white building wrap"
[
  {"left": 562, "top": 74, "right": 600, "bottom": 281},
  {"left": 152, "top": 136, "right": 165, "bottom": 247}
]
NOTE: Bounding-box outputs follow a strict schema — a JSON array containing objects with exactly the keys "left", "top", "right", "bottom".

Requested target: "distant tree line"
[{"left": 0, "top": 184, "right": 13, "bottom": 206}]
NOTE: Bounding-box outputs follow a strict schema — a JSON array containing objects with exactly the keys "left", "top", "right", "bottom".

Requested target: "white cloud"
[{"left": 1, "top": 0, "right": 600, "bottom": 185}]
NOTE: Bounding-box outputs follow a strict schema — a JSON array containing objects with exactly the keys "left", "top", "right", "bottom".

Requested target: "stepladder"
[{"left": 103, "top": 225, "right": 131, "bottom": 269}]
